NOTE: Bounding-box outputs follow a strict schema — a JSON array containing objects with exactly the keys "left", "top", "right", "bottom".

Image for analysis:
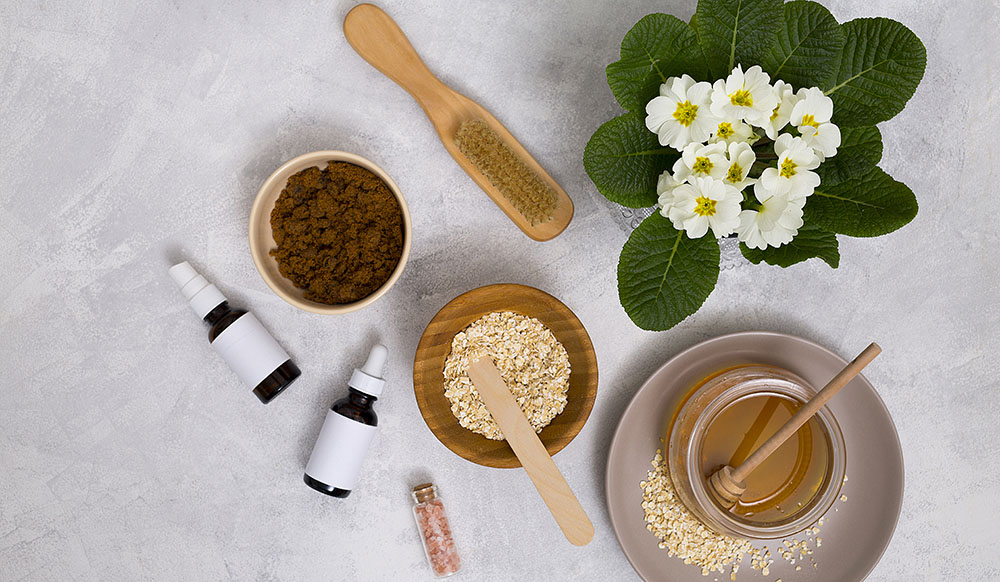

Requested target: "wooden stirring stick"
[
  {"left": 708, "top": 343, "right": 882, "bottom": 509},
  {"left": 467, "top": 358, "right": 594, "bottom": 546}
]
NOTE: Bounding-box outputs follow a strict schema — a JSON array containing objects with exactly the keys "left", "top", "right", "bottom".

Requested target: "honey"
[
  {"left": 700, "top": 391, "right": 833, "bottom": 525},
  {"left": 668, "top": 365, "right": 845, "bottom": 539}
]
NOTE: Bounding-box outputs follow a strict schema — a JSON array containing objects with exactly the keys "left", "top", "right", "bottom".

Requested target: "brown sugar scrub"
[{"left": 269, "top": 162, "right": 404, "bottom": 305}]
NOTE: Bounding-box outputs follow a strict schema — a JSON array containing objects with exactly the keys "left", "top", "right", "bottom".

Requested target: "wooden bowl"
[
  {"left": 248, "top": 150, "right": 412, "bottom": 315},
  {"left": 413, "top": 284, "right": 598, "bottom": 468}
]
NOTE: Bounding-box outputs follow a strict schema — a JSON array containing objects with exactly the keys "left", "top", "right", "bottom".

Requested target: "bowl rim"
[
  {"left": 412, "top": 283, "right": 599, "bottom": 468},
  {"left": 248, "top": 150, "right": 412, "bottom": 315}
]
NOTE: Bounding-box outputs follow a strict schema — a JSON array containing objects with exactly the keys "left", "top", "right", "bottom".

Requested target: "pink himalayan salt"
[{"left": 414, "top": 497, "right": 460, "bottom": 577}]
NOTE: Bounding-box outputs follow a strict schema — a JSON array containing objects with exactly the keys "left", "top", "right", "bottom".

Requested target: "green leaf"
[
  {"left": 606, "top": 14, "right": 709, "bottom": 111},
  {"left": 816, "top": 125, "right": 883, "bottom": 186},
  {"left": 584, "top": 112, "right": 679, "bottom": 208},
  {"left": 695, "top": 0, "right": 785, "bottom": 78},
  {"left": 805, "top": 166, "right": 918, "bottom": 237},
  {"left": 740, "top": 224, "right": 840, "bottom": 268},
  {"left": 824, "top": 18, "right": 926, "bottom": 127},
  {"left": 761, "top": 1, "right": 845, "bottom": 89},
  {"left": 618, "top": 213, "right": 720, "bottom": 331}
]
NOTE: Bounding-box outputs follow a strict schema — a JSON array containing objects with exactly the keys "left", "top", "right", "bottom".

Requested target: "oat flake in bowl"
[{"left": 443, "top": 311, "right": 570, "bottom": 440}]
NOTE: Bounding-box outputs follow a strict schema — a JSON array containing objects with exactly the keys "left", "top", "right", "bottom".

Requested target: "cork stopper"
[{"left": 412, "top": 483, "right": 437, "bottom": 503}]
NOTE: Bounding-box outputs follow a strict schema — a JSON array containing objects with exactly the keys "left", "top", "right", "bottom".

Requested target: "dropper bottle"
[
  {"left": 169, "top": 261, "right": 300, "bottom": 404},
  {"left": 304, "top": 344, "right": 387, "bottom": 498}
]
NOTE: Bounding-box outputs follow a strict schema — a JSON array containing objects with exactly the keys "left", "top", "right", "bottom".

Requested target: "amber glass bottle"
[
  {"left": 304, "top": 344, "right": 387, "bottom": 498},
  {"left": 169, "top": 261, "right": 300, "bottom": 404}
]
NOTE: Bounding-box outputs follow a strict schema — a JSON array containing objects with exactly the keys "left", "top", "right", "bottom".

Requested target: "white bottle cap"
[
  {"left": 169, "top": 261, "right": 227, "bottom": 319},
  {"left": 349, "top": 344, "right": 388, "bottom": 397}
]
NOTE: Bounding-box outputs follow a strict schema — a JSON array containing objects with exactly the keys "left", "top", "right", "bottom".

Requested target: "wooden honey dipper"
[{"left": 708, "top": 343, "right": 882, "bottom": 509}]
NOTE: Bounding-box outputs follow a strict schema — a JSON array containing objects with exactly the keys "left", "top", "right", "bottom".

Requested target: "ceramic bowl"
[
  {"left": 248, "top": 150, "right": 412, "bottom": 314},
  {"left": 412, "top": 283, "right": 598, "bottom": 468}
]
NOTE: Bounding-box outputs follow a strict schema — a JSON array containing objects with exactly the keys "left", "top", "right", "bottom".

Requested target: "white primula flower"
[
  {"left": 673, "top": 141, "right": 728, "bottom": 182},
  {"left": 759, "top": 134, "right": 820, "bottom": 199},
  {"left": 737, "top": 181, "right": 806, "bottom": 249},
  {"left": 656, "top": 169, "right": 684, "bottom": 210},
  {"left": 760, "top": 80, "right": 799, "bottom": 140},
  {"left": 710, "top": 65, "right": 779, "bottom": 127},
  {"left": 798, "top": 122, "right": 841, "bottom": 159},
  {"left": 664, "top": 176, "right": 742, "bottom": 239},
  {"left": 709, "top": 117, "right": 755, "bottom": 145},
  {"left": 645, "top": 74, "right": 719, "bottom": 151},
  {"left": 790, "top": 87, "right": 833, "bottom": 127},
  {"left": 790, "top": 87, "right": 841, "bottom": 158},
  {"left": 722, "top": 141, "right": 756, "bottom": 190}
]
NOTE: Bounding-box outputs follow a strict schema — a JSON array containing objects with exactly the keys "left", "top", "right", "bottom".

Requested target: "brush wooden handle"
[
  {"left": 730, "top": 342, "right": 882, "bottom": 483},
  {"left": 468, "top": 358, "right": 594, "bottom": 546},
  {"left": 343, "top": 4, "right": 451, "bottom": 107},
  {"left": 343, "top": 3, "right": 575, "bottom": 241}
]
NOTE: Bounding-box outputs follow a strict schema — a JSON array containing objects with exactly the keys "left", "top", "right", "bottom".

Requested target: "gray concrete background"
[{"left": 2, "top": 0, "right": 997, "bottom": 580}]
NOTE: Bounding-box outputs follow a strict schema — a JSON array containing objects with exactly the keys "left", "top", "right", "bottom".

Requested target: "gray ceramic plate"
[{"left": 606, "top": 331, "right": 903, "bottom": 581}]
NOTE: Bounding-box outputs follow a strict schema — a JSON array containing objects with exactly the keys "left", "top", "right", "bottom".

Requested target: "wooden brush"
[
  {"left": 708, "top": 343, "right": 882, "bottom": 509},
  {"left": 343, "top": 4, "right": 574, "bottom": 241},
  {"left": 467, "top": 357, "right": 594, "bottom": 546}
]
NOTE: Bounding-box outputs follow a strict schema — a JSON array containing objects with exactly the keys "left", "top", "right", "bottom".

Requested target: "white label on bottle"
[
  {"left": 305, "top": 410, "right": 377, "bottom": 491},
  {"left": 211, "top": 314, "right": 291, "bottom": 388}
]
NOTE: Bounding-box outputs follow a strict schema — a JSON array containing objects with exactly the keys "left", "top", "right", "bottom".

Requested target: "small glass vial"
[
  {"left": 412, "top": 483, "right": 460, "bottom": 578},
  {"left": 169, "top": 261, "right": 300, "bottom": 404}
]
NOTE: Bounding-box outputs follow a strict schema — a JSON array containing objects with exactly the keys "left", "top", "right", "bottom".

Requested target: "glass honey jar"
[{"left": 667, "top": 365, "right": 846, "bottom": 539}]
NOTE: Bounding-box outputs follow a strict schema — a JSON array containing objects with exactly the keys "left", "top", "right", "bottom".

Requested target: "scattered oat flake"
[
  {"left": 641, "top": 450, "right": 752, "bottom": 577},
  {"left": 641, "top": 450, "right": 828, "bottom": 578}
]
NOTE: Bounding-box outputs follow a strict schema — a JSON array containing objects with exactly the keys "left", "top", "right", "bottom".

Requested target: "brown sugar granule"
[
  {"left": 269, "top": 162, "right": 404, "bottom": 305},
  {"left": 454, "top": 119, "right": 559, "bottom": 226}
]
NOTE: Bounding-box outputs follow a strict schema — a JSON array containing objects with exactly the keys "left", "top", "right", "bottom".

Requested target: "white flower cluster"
[{"left": 645, "top": 65, "right": 841, "bottom": 249}]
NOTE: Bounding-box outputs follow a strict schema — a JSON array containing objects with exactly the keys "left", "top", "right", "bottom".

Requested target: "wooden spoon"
[
  {"left": 467, "top": 357, "right": 594, "bottom": 545},
  {"left": 343, "top": 4, "right": 574, "bottom": 241},
  {"left": 708, "top": 343, "right": 882, "bottom": 509}
]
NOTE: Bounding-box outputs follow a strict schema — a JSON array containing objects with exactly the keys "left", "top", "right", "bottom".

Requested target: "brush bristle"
[{"left": 454, "top": 119, "right": 559, "bottom": 226}]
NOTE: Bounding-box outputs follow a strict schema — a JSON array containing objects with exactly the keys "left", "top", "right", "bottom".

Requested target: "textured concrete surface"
[{"left": 2, "top": 0, "right": 997, "bottom": 580}]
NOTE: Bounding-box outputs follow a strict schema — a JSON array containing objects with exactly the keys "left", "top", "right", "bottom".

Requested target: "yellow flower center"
[
  {"left": 770, "top": 105, "right": 780, "bottom": 121},
  {"left": 692, "top": 156, "right": 714, "bottom": 175},
  {"left": 673, "top": 101, "right": 699, "bottom": 127},
  {"left": 801, "top": 114, "right": 820, "bottom": 128},
  {"left": 730, "top": 89, "right": 754, "bottom": 107},
  {"left": 716, "top": 122, "right": 734, "bottom": 139},
  {"left": 727, "top": 163, "right": 744, "bottom": 183},
  {"left": 780, "top": 158, "right": 798, "bottom": 178},
  {"left": 693, "top": 196, "right": 717, "bottom": 217}
]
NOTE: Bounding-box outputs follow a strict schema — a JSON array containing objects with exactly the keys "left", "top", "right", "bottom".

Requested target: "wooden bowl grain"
[{"left": 413, "top": 284, "right": 598, "bottom": 468}]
